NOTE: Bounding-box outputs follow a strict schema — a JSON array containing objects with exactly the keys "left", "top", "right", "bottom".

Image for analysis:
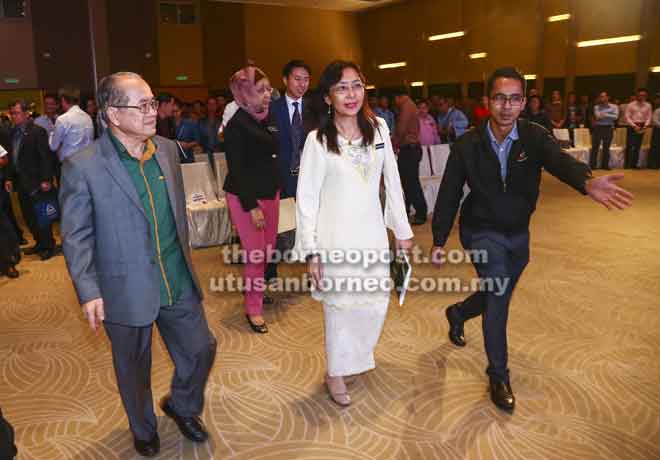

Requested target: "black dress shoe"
[
  {"left": 23, "top": 245, "right": 40, "bottom": 255},
  {"left": 489, "top": 380, "right": 515, "bottom": 412},
  {"left": 410, "top": 216, "right": 427, "bottom": 226},
  {"left": 246, "top": 315, "right": 268, "bottom": 333},
  {"left": 3, "top": 266, "right": 19, "bottom": 279},
  {"left": 445, "top": 304, "right": 466, "bottom": 347},
  {"left": 161, "top": 397, "right": 209, "bottom": 443},
  {"left": 134, "top": 433, "right": 160, "bottom": 457},
  {"left": 19, "top": 237, "right": 28, "bottom": 246},
  {"left": 39, "top": 248, "right": 56, "bottom": 261}
]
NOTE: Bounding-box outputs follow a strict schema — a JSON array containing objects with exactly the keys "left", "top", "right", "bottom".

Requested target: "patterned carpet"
[{"left": 1, "top": 171, "right": 659, "bottom": 460}]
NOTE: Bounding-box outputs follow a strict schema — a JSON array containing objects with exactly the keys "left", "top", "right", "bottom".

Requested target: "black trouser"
[
  {"left": 649, "top": 127, "right": 660, "bottom": 169},
  {"left": 0, "top": 189, "right": 23, "bottom": 242},
  {"left": 455, "top": 227, "right": 530, "bottom": 384},
  {"left": 17, "top": 190, "right": 54, "bottom": 250},
  {"left": 590, "top": 125, "right": 614, "bottom": 169},
  {"left": 625, "top": 127, "right": 644, "bottom": 169},
  {"left": 397, "top": 144, "right": 427, "bottom": 217},
  {"left": 104, "top": 288, "right": 217, "bottom": 441}
]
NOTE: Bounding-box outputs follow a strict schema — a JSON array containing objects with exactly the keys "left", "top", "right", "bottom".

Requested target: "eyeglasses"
[
  {"left": 491, "top": 94, "right": 524, "bottom": 107},
  {"left": 111, "top": 99, "right": 159, "bottom": 114},
  {"left": 332, "top": 82, "right": 365, "bottom": 96}
]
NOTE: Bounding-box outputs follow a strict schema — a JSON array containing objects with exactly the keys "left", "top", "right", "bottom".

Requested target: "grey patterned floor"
[{"left": 1, "top": 171, "right": 659, "bottom": 459}]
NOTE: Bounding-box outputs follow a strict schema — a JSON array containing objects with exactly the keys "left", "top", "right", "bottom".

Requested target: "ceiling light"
[
  {"left": 547, "top": 14, "right": 570, "bottom": 22},
  {"left": 429, "top": 31, "right": 465, "bottom": 41},
  {"left": 577, "top": 35, "right": 642, "bottom": 48},
  {"left": 378, "top": 62, "right": 407, "bottom": 69}
]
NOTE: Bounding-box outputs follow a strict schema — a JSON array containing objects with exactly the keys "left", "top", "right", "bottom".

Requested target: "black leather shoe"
[
  {"left": 3, "top": 266, "right": 19, "bottom": 279},
  {"left": 23, "top": 245, "right": 40, "bottom": 255},
  {"left": 39, "top": 248, "right": 56, "bottom": 261},
  {"left": 19, "top": 237, "right": 28, "bottom": 246},
  {"left": 410, "top": 216, "right": 427, "bottom": 226},
  {"left": 161, "top": 397, "right": 209, "bottom": 443},
  {"left": 489, "top": 381, "right": 515, "bottom": 412},
  {"left": 445, "top": 304, "right": 466, "bottom": 347},
  {"left": 134, "top": 433, "right": 160, "bottom": 457},
  {"left": 246, "top": 315, "right": 268, "bottom": 333}
]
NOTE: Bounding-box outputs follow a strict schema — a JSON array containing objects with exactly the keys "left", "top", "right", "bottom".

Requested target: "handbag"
[{"left": 33, "top": 188, "right": 60, "bottom": 229}]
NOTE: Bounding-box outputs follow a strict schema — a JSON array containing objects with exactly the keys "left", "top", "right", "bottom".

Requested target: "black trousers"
[
  {"left": 17, "top": 190, "right": 54, "bottom": 250},
  {"left": 649, "top": 127, "right": 660, "bottom": 169},
  {"left": 0, "top": 190, "right": 22, "bottom": 242},
  {"left": 455, "top": 227, "right": 530, "bottom": 383},
  {"left": 103, "top": 288, "right": 217, "bottom": 441},
  {"left": 397, "top": 144, "right": 427, "bottom": 217},
  {"left": 590, "top": 125, "right": 614, "bottom": 169},
  {"left": 625, "top": 127, "right": 644, "bottom": 169}
]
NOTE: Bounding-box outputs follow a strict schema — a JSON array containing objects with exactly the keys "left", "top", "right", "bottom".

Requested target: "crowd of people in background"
[{"left": 1, "top": 76, "right": 659, "bottom": 284}]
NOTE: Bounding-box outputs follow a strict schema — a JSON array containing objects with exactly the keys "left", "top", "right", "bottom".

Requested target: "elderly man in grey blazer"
[{"left": 59, "top": 72, "right": 217, "bottom": 458}]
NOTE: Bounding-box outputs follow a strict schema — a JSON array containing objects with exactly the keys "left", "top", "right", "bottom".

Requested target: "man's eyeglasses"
[
  {"left": 332, "top": 82, "right": 365, "bottom": 96},
  {"left": 111, "top": 99, "right": 159, "bottom": 114},
  {"left": 491, "top": 94, "right": 524, "bottom": 107}
]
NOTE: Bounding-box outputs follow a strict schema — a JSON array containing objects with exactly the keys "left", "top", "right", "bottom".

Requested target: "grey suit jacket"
[{"left": 60, "top": 132, "right": 203, "bottom": 327}]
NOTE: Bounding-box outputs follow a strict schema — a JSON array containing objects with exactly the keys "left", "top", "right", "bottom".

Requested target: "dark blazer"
[
  {"left": 432, "top": 119, "right": 592, "bottom": 246},
  {"left": 59, "top": 132, "right": 203, "bottom": 327},
  {"left": 271, "top": 95, "right": 310, "bottom": 199},
  {"left": 0, "top": 127, "right": 10, "bottom": 184},
  {"left": 6, "top": 121, "right": 53, "bottom": 194},
  {"left": 223, "top": 108, "right": 281, "bottom": 211}
]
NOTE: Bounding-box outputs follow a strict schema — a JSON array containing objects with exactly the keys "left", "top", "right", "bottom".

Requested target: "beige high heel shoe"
[{"left": 325, "top": 375, "right": 351, "bottom": 406}]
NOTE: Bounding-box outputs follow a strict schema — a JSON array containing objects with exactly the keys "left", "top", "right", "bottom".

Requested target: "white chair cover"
[
  {"left": 180, "top": 163, "right": 232, "bottom": 248},
  {"left": 573, "top": 128, "right": 591, "bottom": 149},
  {"left": 553, "top": 129, "right": 570, "bottom": 142},
  {"left": 419, "top": 144, "right": 451, "bottom": 178}
]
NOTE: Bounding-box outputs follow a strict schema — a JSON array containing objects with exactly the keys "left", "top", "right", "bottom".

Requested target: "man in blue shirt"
[
  {"left": 374, "top": 95, "right": 395, "bottom": 133},
  {"left": 432, "top": 67, "right": 633, "bottom": 413},
  {"left": 437, "top": 97, "right": 469, "bottom": 142},
  {"left": 591, "top": 91, "right": 619, "bottom": 170}
]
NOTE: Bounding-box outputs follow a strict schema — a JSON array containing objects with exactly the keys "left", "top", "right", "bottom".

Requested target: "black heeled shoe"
[{"left": 246, "top": 315, "right": 268, "bottom": 333}]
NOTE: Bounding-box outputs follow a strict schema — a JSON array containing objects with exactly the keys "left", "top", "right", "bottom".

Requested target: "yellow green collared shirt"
[{"left": 109, "top": 130, "right": 193, "bottom": 306}]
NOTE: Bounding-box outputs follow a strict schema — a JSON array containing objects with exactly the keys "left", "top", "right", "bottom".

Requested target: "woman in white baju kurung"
[{"left": 295, "top": 61, "right": 413, "bottom": 406}]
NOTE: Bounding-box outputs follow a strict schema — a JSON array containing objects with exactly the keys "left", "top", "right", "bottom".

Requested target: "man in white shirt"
[
  {"left": 624, "top": 88, "right": 652, "bottom": 169},
  {"left": 50, "top": 87, "right": 94, "bottom": 180},
  {"left": 33, "top": 93, "right": 58, "bottom": 137}
]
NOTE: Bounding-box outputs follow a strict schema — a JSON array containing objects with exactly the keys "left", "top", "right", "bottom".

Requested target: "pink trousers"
[{"left": 226, "top": 191, "right": 279, "bottom": 316}]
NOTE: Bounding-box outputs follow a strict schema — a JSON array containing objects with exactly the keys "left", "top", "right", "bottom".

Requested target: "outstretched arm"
[{"left": 585, "top": 173, "right": 634, "bottom": 210}]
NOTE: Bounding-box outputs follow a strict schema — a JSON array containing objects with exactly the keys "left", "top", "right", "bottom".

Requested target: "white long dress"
[{"left": 295, "top": 117, "right": 413, "bottom": 377}]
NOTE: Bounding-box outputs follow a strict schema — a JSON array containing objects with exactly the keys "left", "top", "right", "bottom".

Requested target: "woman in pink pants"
[{"left": 223, "top": 65, "right": 281, "bottom": 333}]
